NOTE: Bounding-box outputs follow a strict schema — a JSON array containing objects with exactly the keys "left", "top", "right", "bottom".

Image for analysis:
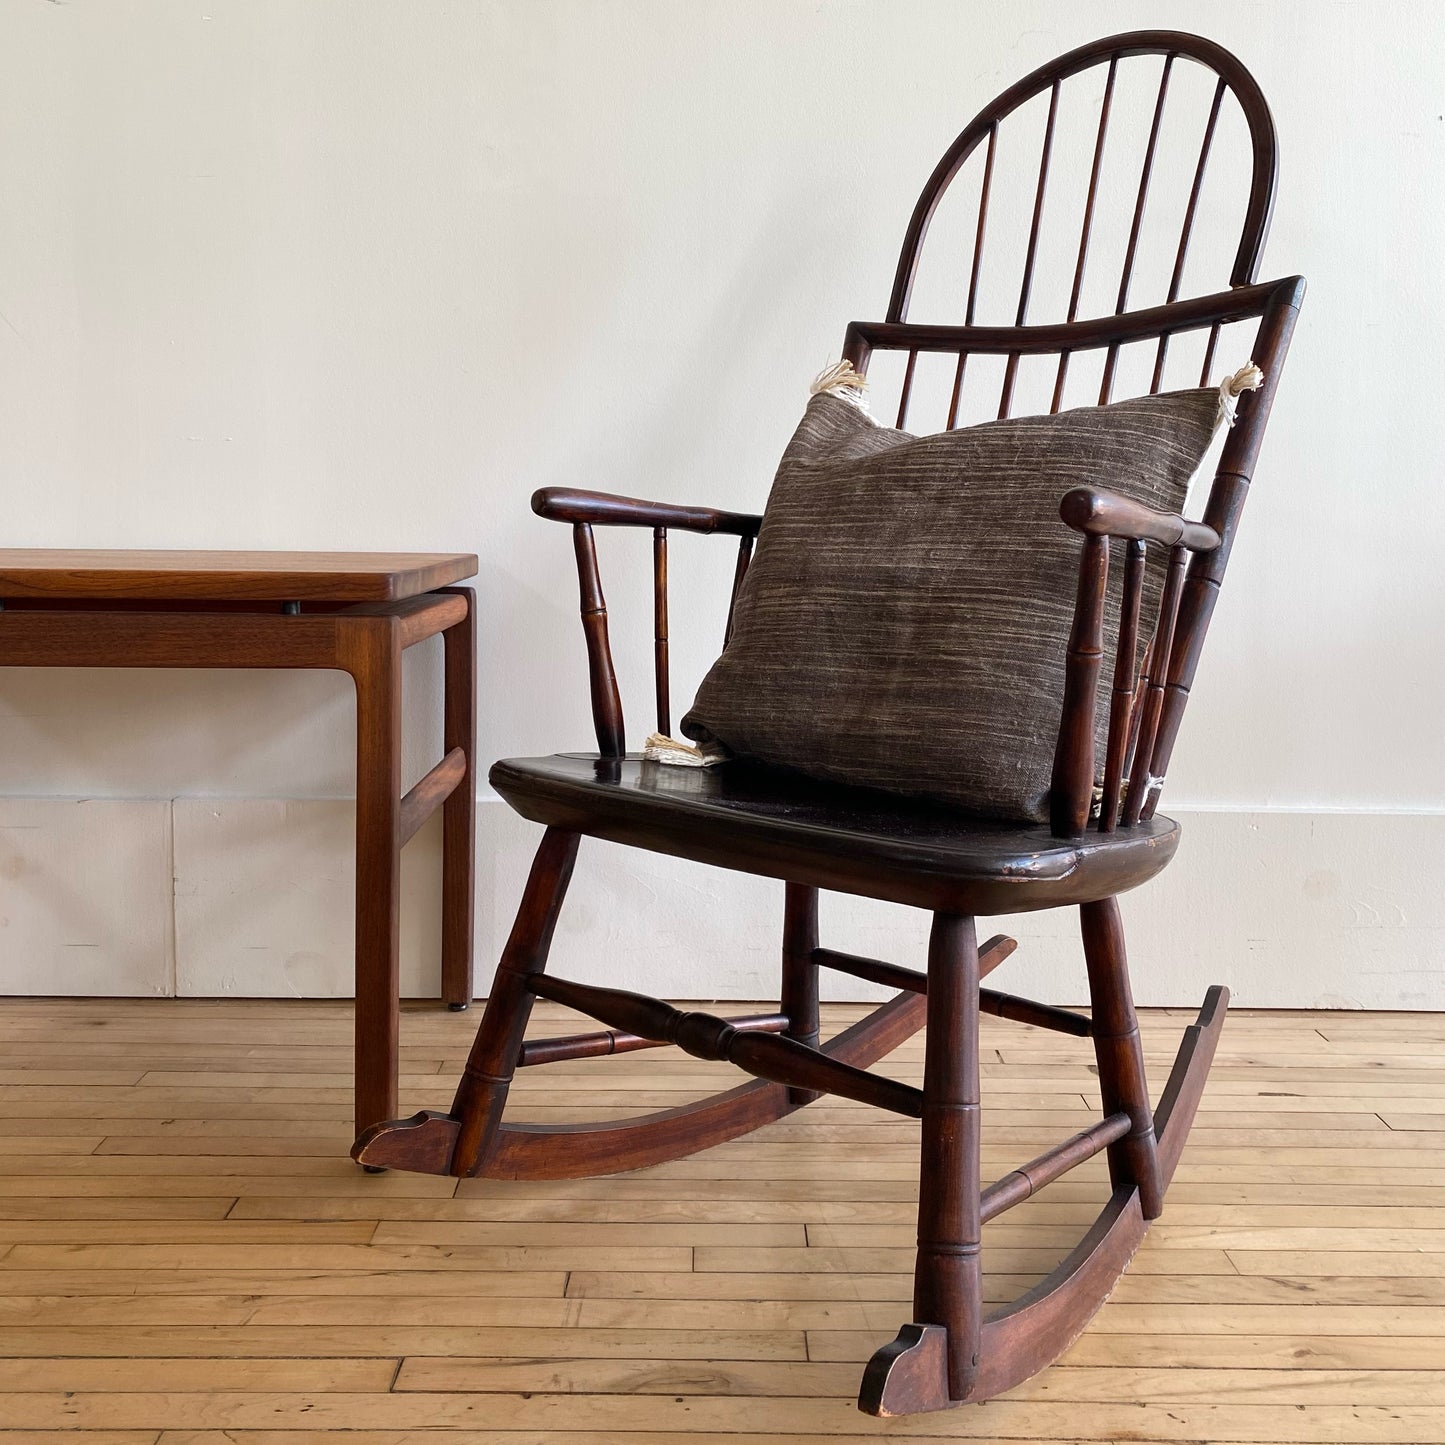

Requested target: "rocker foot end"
[
  {"left": 1154, "top": 983, "right": 1230, "bottom": 1188},
  {"left": 351, "top": 1109, "right": 461, "bottom": 1175},
  {"left": 858, "top": 1324, "right": 954, "bottom": 1417},
  {"left": 360, "top": 1164, "right": 387, "bottom": 1175}
]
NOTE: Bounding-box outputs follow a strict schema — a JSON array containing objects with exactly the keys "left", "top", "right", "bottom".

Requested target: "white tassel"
[
  {"left": 641, "top": 732, "right": 729, "bottom": 768},
  {"left": 1215, "top": 362, "right": 1264, "bottom": 429},
  {"left": 809, "top": 359, "right": 872, "bottom": 415}
]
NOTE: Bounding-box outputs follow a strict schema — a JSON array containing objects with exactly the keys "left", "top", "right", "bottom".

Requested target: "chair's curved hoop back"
[
  {"left": 839, "top": 31, "right": 1303, "bottom": 833},
  {"left": 888, "top": 30, "right": 1278, "bottom": 329}
]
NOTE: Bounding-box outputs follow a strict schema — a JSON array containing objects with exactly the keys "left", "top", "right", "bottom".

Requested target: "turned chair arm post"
[
  {"left": 1052, "top": 489, "right": 1221, "bottom": 836},
  {"left": 1050, "top": 531, "right": 1109, "bottom": 837},
  {"left": 571, "top": 523, "right": 626, "bottom": 758},
  {"left": 533, "top": 489, "right": 764, "bottom": 757}
]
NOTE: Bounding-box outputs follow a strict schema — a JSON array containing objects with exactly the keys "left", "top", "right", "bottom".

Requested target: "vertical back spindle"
[
  {"left": 896, "top": 351, "right": 919, "bottom": 429},
  {"left": 1099, "top": 54, "right": 1175, "bottom": 404},
  {"left": 1098, "top": 538, "right": 1146, "bottom": 831},
  {"left": 1052, "top": 55, "right": 1118, "bottom": 412},
  {"left": 945, "top": 125, "right": 998, "bottom": 428},
  {"left": 1121, "top": 635, "right": 1154, "bottom": 791},
  {"left": 999, "top": 81, "right": 1061, "bottom": 418},
  {"left": 1120, "top": 543, "right": 1188, "bottom": 825},
  {"left": 1198, "top": 323, "right": 1222, "bottom": 385},
  {"left": 1151, "top": 78, "right": 1226, "bottom": 392}
]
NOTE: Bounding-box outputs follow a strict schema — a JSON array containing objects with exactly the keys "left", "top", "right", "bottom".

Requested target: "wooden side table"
[{"left": 0, "top": 549, "right": 478, "bottom": 1144}]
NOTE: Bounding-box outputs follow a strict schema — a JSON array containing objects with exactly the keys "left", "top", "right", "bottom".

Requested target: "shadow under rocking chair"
[{"left": 356, "top": 30, "right": 1304, "bottom": 1417}]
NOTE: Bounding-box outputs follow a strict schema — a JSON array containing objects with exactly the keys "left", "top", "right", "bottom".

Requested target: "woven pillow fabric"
[{"left": 680, "top": 386, "right": 1220, "bottom": 824}]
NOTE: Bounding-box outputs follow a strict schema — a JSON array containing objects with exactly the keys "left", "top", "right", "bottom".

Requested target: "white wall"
[{"left": 1, "top": 0, "right": 1441, "bottom": 1007}]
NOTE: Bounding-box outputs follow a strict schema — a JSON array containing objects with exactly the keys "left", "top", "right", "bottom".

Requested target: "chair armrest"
[
  {"left": 1059, "top": 487, "right": 1219, "bottom": 552},
  {"left": 533, "top": 487, "right": 762, "bottom": 537}
]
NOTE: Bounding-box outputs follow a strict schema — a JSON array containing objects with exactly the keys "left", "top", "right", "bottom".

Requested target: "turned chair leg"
[
  {"left": 914, "top": 912, "right": 984, "bottom": 1400},
  {"left": 448, "top": 828, "right": 580, "bottom": 1175},
  {"left": 1080, "top": 897, "right": 1163, "bottom": 1219},
  {"left": 780, "top": 884, "right": 821, "bottom": 1105},
  {"left": 441, "top": 589, "right": 477, "bottom": 1011}
]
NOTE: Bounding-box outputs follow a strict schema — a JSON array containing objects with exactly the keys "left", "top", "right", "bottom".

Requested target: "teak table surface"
[
  {"left": 0, "top": 548, "right": 478, "bottom": 602},
  {"left": 0, "top": 547, "right": 481, "bottom": 1146}
]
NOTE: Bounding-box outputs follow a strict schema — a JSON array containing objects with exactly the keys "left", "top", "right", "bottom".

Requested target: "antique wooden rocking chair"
[{"left": 356, "top": 31, "right": 1303, "bottom": 1416}]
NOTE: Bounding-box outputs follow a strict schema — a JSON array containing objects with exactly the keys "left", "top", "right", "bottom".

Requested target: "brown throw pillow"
[{"left": 680, "top": 383, "right": 1221, "bottom": 824}]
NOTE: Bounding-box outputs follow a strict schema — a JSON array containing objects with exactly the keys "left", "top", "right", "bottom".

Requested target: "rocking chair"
[{"left": 355, "top": 31, "right": 1304, "bottom": 1416}]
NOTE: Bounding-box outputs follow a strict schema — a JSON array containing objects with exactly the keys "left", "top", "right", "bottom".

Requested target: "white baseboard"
[{"left": 0, "top": 796, "right": 1440, "bottom": 1009}]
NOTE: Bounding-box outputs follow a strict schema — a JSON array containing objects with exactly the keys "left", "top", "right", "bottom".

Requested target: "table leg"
[
  {"left": 441, "top": 588, "right": 476, "bottom": 1010},
  {"left": 346, "top": 616, "right": 403, "bottom": 1141}
]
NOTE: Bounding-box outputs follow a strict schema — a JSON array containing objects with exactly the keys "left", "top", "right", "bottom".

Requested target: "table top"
[{"left": 0, "top": 550, "right": 478, "bottom": 603}]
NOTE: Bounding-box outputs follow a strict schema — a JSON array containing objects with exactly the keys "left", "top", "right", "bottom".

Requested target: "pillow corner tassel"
[
  {"left": 1214, "top": 361, "right": 1264, "bottom": 430},
  {"left": 642, "top": 732, "right": 730, "bottom": 769},
  {"left": 809, "top": 359, "right": 874, "bottom": 419}
]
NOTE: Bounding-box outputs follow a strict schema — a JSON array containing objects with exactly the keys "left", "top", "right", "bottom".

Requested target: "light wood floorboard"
[{"left": 0, "top": 997, "right": 1439, "bottom": 1442}]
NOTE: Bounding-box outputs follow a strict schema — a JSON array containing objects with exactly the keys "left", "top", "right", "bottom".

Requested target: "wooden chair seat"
[{"left": 491, "top": 753, "right": 1179, "bottom": 915}]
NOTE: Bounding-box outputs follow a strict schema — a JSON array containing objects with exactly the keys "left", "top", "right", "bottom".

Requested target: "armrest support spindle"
[
  {"left": 572, "top": 523, "right": 625, "bottom": 757},
  {"left": 725, "top": 534, "right": 755, "bottom": 645},
  {"left": 1098, "top": 539, "right": 1146, "bottom": 831},
  {"left": 653, "top": 528, "right": 670, "bottom": 734},
  {"left": 1050, "top": 533, "right": 1109, "bottom": 837},
  {"left": 1120, "top": 545, "right": 1189, "bottom": 825}
]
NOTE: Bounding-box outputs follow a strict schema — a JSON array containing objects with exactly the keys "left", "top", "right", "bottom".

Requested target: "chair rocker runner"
[{"left": 355, "top": 30, "right": 1303, "bottom": 1416}]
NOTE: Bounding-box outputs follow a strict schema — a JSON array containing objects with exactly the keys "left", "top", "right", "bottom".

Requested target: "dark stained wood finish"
[
  {"left": 780, "top": 883, "right": 821, "bottom": 1105},
  {"left": 1099, "top": 539, "right": 1145, "bottom": 832},
  {"left": 448, "top": 828, "right": 580, "bottom": 1177},
  {"left": 1059, "top": 487, "right": 1220, "bottom": 551},
  {"left": 725, "top": 533, "right": 755, "bottom": 644},
  {"left": 1081, "top": 896, "right": 1163, "bottom": 1219},
  {"left": 516, "top": 1010, "right": 788, "bottom": 1067},
  {"left": 652, "top": 528, "right": 670, "bottom": 735},
  {"left": 979, "top": 1111, "right": 1132, "bottom": 1222},
  {"left": 1049, "top": 532, "right": 1108, "bottom": 836},
  {"left": 358, "top": 29, "right": 1297, "bottom": 1418},
  {"left": 0, "top": 558, "right": 479, "bottom": 1139},
  {"left": 814, "top": 932, "right": 1018, "bottom": 995},
  {"left": 1120, "top": 544, "right": 1189, "bottom": 827},
  {"left": 572, "top": 525, "right": 626, "bottom": 759},
  {"left": 0, "top": 549, "right": 476, "bottom": 601},
  {"left": 353, "top": 985, "right": 928, "bottom": 1178},
  {"left": 978, "top": 987, "right": 1092, "bottom": 1036},
  {"left": 861, "top": 983, "right": 1228, "bottom": 1414},
  {"left": 528, "top": 973, "right": 925, "bottom": 1118},
  {"left": 913, "top": 914, "right": 983, "bottom": 1399},
  {"left": 489, "top": 754, "right": 1180, "bottom": 916},
  {"left": 884, "top": 32, "right": 1276, "bottom": 329},
  {"left": 533, "top": 487, "right": 761, "bottom": 537}
]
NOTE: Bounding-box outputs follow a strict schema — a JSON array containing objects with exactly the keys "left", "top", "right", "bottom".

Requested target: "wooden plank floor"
[{"left": 0, "top": 996, "right": 1441, "bottom": 1443}]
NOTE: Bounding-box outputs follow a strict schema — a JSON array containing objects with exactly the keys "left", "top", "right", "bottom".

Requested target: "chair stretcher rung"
[
  {"left": 981, "top": 1111, "right": 1132, "bottom": 1223},
  {"left": 815, "top": 934, "right": 1017, "bottom": 995},
  {"left": 527, "top": 974, "right": 924, "bottom": 1117},
  {"left": 979, "top": 988, "right": 1092, "bottom": 1036},
  {"left": 518, "top": 1012, "right": 788, "bottom": 1067},
  {"left": 814, "top": 949, "right": 926, "bottom": 994}
]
